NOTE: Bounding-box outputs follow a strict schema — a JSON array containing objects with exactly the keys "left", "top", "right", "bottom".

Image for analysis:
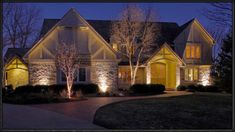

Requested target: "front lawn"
[{"left": 93, "top": 92, "right": 232, "bottom": 129}]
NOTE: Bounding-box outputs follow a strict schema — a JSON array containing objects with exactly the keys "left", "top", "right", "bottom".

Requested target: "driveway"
[
  {"left": 3, "top": 103, "right": 103, "bottom": 129},
  {"left": 31, "top": 91, "right": 192, "bottom": 123},
  {"left": 3, "top": 91, "right": 191, "bottom": 129}
]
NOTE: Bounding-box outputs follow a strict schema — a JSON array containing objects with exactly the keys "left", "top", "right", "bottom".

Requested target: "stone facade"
[
  {"left": 29, "top": 63, "right": 56, "bottom": 85},
  {"left": 198, "top": 66, "right": 212, "bottom": 86},
  {"left": 90, "top": 61, "right": 118, "bottom": 92}
]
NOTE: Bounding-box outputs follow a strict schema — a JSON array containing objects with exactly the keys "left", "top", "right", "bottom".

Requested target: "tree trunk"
[{"left": 66, "top": 76, "right": 73, "bottom": 99}]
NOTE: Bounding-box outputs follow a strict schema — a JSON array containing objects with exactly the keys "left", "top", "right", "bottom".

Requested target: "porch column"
[
  {"left": 146, "top": 63, "right": 151, "bottom": 84},
  {"left": 176, "top": 64, "right": 181, "bottom": 88}
]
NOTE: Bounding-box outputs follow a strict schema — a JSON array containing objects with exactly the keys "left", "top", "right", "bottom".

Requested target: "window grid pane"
[
  {"left": 196, "top": 46, "right": 201, "bottom": 58},
  {"left": 185, "top": 68, "right": 189, "bottom": 80},
  {"left": 188, "top": 68, "right": 193, "bottom": 81},
  {"left": 191, "top": 46, "right": 195, "bottom": 58},
  {"left": 79, "top": 68, "right": 86, "bottom": 82},
  {"left": 186, "top": 46, "right": 191, "bottom": 58},
  {"left": 193, "top": 68, "right": 198, "bottom": 80}
]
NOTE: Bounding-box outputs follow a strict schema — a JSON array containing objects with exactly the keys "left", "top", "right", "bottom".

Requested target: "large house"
[{"left": 4, "top": 8, "right": 215, "bottom": 92}]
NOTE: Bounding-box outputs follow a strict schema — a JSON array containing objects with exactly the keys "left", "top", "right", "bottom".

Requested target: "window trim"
[
  {"left": 185, "top": 44, "right": 201, "bottom": 59},
  {"left": 184, "top": 67, "right": 199, "bottom": 81}
]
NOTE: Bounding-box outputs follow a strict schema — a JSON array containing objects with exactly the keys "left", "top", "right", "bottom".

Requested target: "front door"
[{"left": 151, "top": 63, "right": 166, "bottom": 86}]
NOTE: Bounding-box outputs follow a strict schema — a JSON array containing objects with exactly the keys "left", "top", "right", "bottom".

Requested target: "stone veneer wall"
[
  {"left": 198, "top": 66, "right": 212, "bottom": 85},
  {"left": 29, "top": 63, "right": 56, "bottom": 85},
  {"left": 90, "top": 61, "right": 118, "bottom": 92}
]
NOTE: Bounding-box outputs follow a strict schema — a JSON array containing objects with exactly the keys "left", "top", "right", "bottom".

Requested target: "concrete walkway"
[{"left": 3, "top": 91, "right": 191, "bottom": 129}]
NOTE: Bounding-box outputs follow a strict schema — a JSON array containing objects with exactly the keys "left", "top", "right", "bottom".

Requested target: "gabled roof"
[
  {"left": 24, "top": 8, "right": 117, "bottom": 58},
  {"left": 145, "top": 43, "right": 185, "bottom": 66},
  {"left": 39, "top": 19, "right": 180, "bottom": 45},
  {"left": 5, "top": 54, "right": 28, "bottom": 69},
  {"left": 172, "top": 18, "right": 194, "bottom": 40},
  {"left": 4, "top": 48, "right": 29, "bottom": 63}
]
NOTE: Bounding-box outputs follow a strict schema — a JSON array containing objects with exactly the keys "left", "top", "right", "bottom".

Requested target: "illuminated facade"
[{"left": 4, "top": 9, "right": 214, "bottom": 91}]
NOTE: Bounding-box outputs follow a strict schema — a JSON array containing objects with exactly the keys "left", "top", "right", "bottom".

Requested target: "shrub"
[
  {"left": 177, "top": 85, "right": 187, "bottom": 91},
  {"left": 195, "top": 84, "right": 205, "bottom": 92},
  {"left": 3, "top": 85, "right": 14, "bottom": 96},
  {"left": 14, "top": 85, "right": 34, "bottom": 94},
  {"left": 130, "top": 84, "right": 165, "bottom": 94},
  {"left": 187, "top": 84, "right": 197, "bottom": 90},
  {"left": 14, "top": 83, "right": 99, "bottom": 96},
  {"left": 49, "top": 84, "right": 67, "bottom": 95},
  {"left": 73, "top": 83, "right": 99, "bottom": 94},
  {"left": 204, "top": 85, "right": 220, "bottom": 92},
  {"left": 14, "top": 85, "right": 50, "bottom": 94},
  {"left": 177, "top": 84, "right": 221, "bottom": 93}
]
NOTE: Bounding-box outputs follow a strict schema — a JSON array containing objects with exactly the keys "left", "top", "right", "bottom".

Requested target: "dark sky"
[
  {"left": 30, "top": 3, "right": 213, "bottom": 28},
  {"left": 4, "top": 3, "right": 218, "bottom": 55}
]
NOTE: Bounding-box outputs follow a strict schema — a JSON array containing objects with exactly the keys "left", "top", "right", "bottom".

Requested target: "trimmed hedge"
[
  {"left": 14, "top": 83, "right": 99, "bottom": 95},
  {"left": 176, "top": 85, "right": 187, "bottom": 91},
  {"left": 177, "top": 84, "right": 220, "bottom": 92},
  {"left": 14, "top": 85, "right": 49, "bottom": 94},
  {"left": 130, "top": 84, "right": 165, "bottom": 94}
]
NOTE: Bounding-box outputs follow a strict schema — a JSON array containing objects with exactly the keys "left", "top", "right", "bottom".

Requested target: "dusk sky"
[
  {"left": 3, "top": 3, "right": 222, "bottom": 56},
  {"left": 29, "top": 3, "right": 214, "bottom": 28}
]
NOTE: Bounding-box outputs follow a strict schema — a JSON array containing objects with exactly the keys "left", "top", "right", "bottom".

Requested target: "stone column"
[
  {"left": 90, "top": 61, "right": 118, "bottom": 93},
  {"left": 28, "top": 63, "right": 56, "bottom": 85}
]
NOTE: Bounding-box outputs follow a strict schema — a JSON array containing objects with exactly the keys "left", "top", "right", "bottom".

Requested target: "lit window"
[
  {"left": 193, "top": 68, "right": 198, "bottom": 81},
  {"left": 191, "top": 46, "right": 195, "bottom": 58},
  {"left": 118, "top": 69, "right": 131, "bottom": 83},
  {"left": 196, "top": 46, "right": 201, "bottom": 58},
  {"left": 185, "top": 68, "right": 199, "bottom": 81},
  {"left": 185, "top": 45, "right": 201, "bottom": 59},
  {"left": 186, "top": 46, "right": 191, "bottom": 58},
  {"left": 79, "top": 68, "right": 86, "bottom": 82}
]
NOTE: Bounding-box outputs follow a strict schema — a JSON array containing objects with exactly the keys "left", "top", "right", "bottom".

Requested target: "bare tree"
[
  {"left": 202, "top": 3, "right": 232, "bottom": 59},
  {"left": 3, "top": 3, "right": 41, "bottom": 48},
  {"left": 55, "top": 42, "right": 79, "bottom": 99},
  {"left": 111, "top": 5, "right": 159, "bottom": 85},
  {"left": 202, "top": 3, "right": 232, "bottom": 27},
  {"left": 206, "top": 26, "right": 226, "bottom": 59}
]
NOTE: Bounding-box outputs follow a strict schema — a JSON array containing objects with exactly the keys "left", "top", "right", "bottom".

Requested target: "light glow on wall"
[
  {"left": 146, "top": 64, "right": 151, "bottom": 84},
  {"left": 38, "top": 78, "right": 49, "bottom": 85},
  {"left": 199, "top": 69, "right": 211, "bottom": 86},
  {"left": 201, "top": 73, "right": 210, "bottom": 86},
  {"left": 99, "top": 74, "right": 108, "bottom": 93}
]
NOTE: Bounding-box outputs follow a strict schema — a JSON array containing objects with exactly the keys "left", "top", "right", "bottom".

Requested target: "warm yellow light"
[
  {"left": 39, "top": 78, "right": 49, "bottom": 85},
  {"left": 99, "top": 74, "right": 108, "bottom": 93},
  {"left": 112, "top": 43, "right": 118, "bottom": 51},
  {"left": 80, "top": 26, "right": 88, "bottom": 30},
  {"left": 200, "top": 71, "right": 210, "bottom": 86},
  {"left": 146, "top": 64, "right": 151, "bottom": 84}
]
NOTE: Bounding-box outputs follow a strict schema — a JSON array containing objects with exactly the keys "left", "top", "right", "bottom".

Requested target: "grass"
[{"left": 93, "top": 92, "right": 232, "bottom": 129}]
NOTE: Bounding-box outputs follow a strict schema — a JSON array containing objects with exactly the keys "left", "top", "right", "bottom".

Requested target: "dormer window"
[{"left": 185, "top": 44, "right": 201, "bottom": 59}]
